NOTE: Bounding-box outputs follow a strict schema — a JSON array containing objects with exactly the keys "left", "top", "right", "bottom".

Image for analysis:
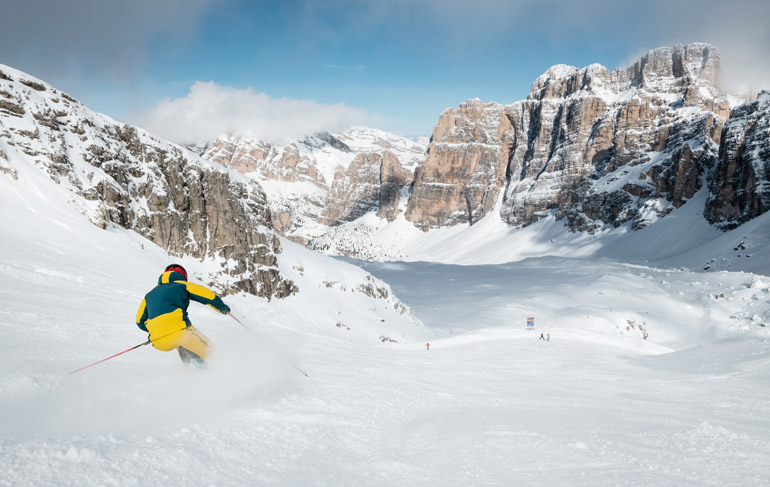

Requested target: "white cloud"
[{"left": 132, "top": 82, "right": 372, "bottom": 145}]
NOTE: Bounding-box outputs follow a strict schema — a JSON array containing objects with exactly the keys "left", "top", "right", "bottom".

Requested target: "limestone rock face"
[
  {"left": 200, "top": 134, "right": 330, "bottom": 187},
  {"left": 322, "top": 152, "right": 382, "bottom": 224},
  {"left": 706, "top": 91, "right": 770, "bottom": 229},
  {"left": 506, "top": 44, "right": 731, "bottom": 231},
  {"left": 0, "top": 65, "right": 296, "bottom": 298},
  {"left": 196, "top": 43, "right": 769, "bottom": 251},
  {"left": 378, "top": 151, "right": 413, "bottom": 222},
  {"left": 198, "top": 134, "right": 335, "bottom": 240},
  {"left": 404, "top": 44, "right": 736, "bottom": 232},
  {"left": 201, "top": 127, "right": 426, "bottom": 241},
  {"left": 319, "top": 150, "right": 413, "bottom": 225},
  {"left": 501, "top": 44, "right": 748, "bottom": 232},
  {"left": 197, "top": 43, "right": 770, "bottom": 255},
  {"left": 406, "top": 100, "right": 512, "bottom": 228}
]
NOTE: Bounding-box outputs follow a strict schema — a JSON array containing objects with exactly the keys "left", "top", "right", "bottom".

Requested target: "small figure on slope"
[
  {"left": 547, "top": 333, "right": 550, "bottom": 341},
  {"left": 135, "top": 264, "right": 230, "bottom": 367},
  {"left": 539, "top": 332, "right": 545, "bottom": 340},
  {"left": 426, "top": 342, "right": 430, "bottom": 351}
]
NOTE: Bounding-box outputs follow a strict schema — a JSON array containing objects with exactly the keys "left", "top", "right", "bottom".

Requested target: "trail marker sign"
[{"left": 527, "top": 316, "right": 535, "bottom": 329}]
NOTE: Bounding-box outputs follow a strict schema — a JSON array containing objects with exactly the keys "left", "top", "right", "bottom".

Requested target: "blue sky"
[{"left": 2, "top": 0, "right": 769, "bottom": 143}]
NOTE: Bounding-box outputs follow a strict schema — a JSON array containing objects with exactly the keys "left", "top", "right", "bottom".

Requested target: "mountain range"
[
  {"left": 192, "top": 43, "right": 770, "bottom": 265},
  {"left": 2, "top": 42, "right": 769, "bottom": 279}
]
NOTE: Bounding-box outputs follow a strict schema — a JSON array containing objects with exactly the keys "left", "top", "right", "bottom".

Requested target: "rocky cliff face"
[
  {"left": 322, "top": 152, "right": 382, "bottom": 224},
  {"left": 199, "top": 133, "right": 338, "bottom": 187},
  {"left": 378, "top": 151, "right": 413, "bottom": 222},
  {"left": 408, "top": 43, "right": 737, "bottom": 232},
  {"left": 200, "top": 127, "right": 426, "bottom": 242},
  {"left": 197, "top": 133, "right": 338, "bottom": 239},
  {"left": 405, "top": 100, "right": 511, "bottom": 229},
  {"left": 321, "top": 151, "right": 413, "bottom": 224},
  {"left": 706, "top": 91, "right": 770, "bottom": 229},
  {"left": 0, "top": 65, "right": 296, "bottom": 298}
]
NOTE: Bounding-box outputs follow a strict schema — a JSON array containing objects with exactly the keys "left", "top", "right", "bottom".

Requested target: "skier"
[
  {"left": 426, "top": 342, "right": 430, "bottom": 351},
  {"left": 547, "top": 333, "right": 550, "bottom": 341},
  {"left": 539, "top": 332, "right": 545, "bottom": 340},
  {"left": 135, "top": 264, "right": 230, "bottom": 367}
]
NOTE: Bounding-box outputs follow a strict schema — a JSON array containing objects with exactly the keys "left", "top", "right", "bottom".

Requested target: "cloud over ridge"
[{"left": 133, "top": 82, "right": 372, "bottom": 146}]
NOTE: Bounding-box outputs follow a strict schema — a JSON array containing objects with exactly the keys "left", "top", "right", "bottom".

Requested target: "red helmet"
[{"left": 164, "top": 264, "right": 188, "bottom": 280}]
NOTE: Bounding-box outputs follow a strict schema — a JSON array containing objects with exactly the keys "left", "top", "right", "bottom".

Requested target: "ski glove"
[{"left": 221, "top": 305, "right": 231, "bottom": 314}]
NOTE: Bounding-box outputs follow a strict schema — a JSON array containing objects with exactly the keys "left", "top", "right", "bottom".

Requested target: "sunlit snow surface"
[{"left": 1, "top": 163, "right": 770, "bottom": 485}]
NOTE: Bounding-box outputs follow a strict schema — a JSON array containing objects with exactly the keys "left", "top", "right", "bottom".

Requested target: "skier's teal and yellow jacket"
[{"left": 135, "top": 270, "right": 229, "bottom": 345}]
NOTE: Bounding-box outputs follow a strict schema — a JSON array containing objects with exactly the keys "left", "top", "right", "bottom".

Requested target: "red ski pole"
[{"left": 70, "top": 340, "right": 151, "bottom": 374}]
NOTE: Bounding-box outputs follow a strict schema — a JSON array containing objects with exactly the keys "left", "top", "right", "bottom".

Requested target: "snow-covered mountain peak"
[
  {"left": 536, "top": 63, "right": 580, "bottom": 82},
  {"left": 528, "top": 43, "right": 724, "bottom": 107},
  {"left": 335, "top": 126, "right": 427, "bottom": 156},
  {"left": 633, "top": 43, "right": 720, "bottom": 83}
]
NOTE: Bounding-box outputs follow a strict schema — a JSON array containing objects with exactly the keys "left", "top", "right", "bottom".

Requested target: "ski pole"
[
  {"left": 70, "top": 327, "right": 190, "bottom": 375},
  {"left": 228, "top": 312, "right": 252, "bottom": 332},
  {"left": 70, "top": 340, "right": 151, "bottom": 374},
  {"left": 228, "top": 312, "right": 309, "bottom": 377}
]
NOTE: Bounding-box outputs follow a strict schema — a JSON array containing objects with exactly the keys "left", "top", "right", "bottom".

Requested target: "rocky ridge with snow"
[
  {"left": 416, "top": 43, "right": 739, "bottom": 232},
  {"left": 0, "top": 64, "right": 297, "bottom": 298},
  {"left": 706, "top": 90, "right": 770, "bottom": 229},
  {"left": 197, "top": 127, "right": 427, "bottom": 243}
]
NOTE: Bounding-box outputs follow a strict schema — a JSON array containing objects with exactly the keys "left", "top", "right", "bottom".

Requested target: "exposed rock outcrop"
[
  {"left": 0, "top": 65, "right": 296, "bottom": 298},
  {"left": 200, "top": 134, "right": 328, "bottom": 187},
  {"left": 322, "top": 152, "right": 382, "bottom": 224},
  {"left": 406, "top": 100, "right": 511, "bottom": 228},
  {"left": 378, "top": 151, "right": 413, "bottom": 222},
  {"left": 407, "top": 43, "right": 735, "bottom": 232},
  {"left": 320, "top": 151, "right": 414, "bottom": 225},
  {"left": 201, "top": 127, "right": 427, "bottom": 241},
  {"left": 706, "top": 91, "right": 770, "bottom": 229}
]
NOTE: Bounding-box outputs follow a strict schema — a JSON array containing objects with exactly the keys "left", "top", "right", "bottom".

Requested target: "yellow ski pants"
[{"left": 145, "top": 310, "right": 211, "bottom": 360}]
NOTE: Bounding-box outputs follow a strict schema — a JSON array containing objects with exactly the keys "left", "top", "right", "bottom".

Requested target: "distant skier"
[
  {"left": 426, "top": 342, "right": 430, "bottom": 351},
  {"left": 539, "top": 332, "right": 545, "bottom": 340},
  {"left": 547, "top": 333, "right": 550, "bottom": 341},
  {"left": 135, "top": 264, "right": 230, "bottom": 367}
]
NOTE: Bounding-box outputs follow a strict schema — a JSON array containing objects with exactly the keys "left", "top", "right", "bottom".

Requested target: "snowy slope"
[
  {"left": 2, "top": 146, "right": 769, "bottom": 485},
  {"left": 2, "top": 169, "right": 769, "bottom": 485},
  {"left": 0, "top": 158, "right": 424, "bottom": 346},
  {"left": 309, "top": 186, "right": 770, "bottom": 277},
  {"left": 0, "top": 60, "right": 423, "bottom": 340}
]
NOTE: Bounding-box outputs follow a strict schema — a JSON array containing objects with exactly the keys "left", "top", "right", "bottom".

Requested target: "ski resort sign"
[{"left": 527, "top": 316, "right": 535, "bottom": 329}]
